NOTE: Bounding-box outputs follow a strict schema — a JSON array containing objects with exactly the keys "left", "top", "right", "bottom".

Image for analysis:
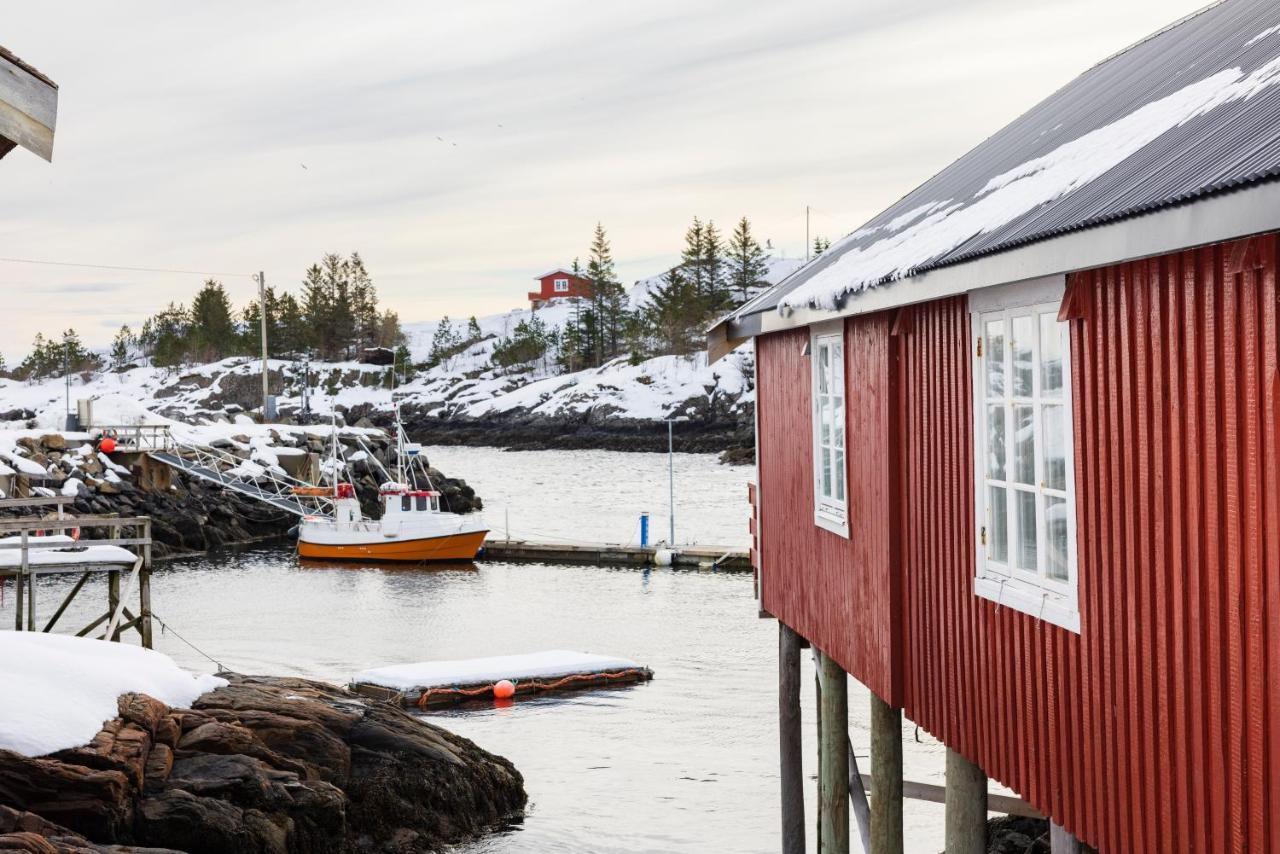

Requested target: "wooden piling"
[
  {"left": 1049, "top": 822, "right": 1081, "bottom": 854},
  {"left": 139, "top": 519, "right": 153, "bottom": 649},
  {"left": 26, "top": 572, "right": 35, "bottom": 631},
  {"left": 945, "top": 748, "right": 987, "bottom": 854},
  {"left": 779, "top": 623, "right": 805, "bottom": 854},
  {"left": 107, "top": 570, "right": 121, "bottom": 641},
  {"left": 870, "top": 693, "right": 903, "bottom": 854},
  {"left": 818, "top": 651, "right": 849, "bottom": 854}
]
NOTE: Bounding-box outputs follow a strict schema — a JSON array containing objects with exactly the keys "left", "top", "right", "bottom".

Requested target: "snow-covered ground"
[
  {"left": 0, "top": 632, "right": 224, "bottom": 757},
  {"left": 0, "top": 259, "right": 796, "bottom": 433}
]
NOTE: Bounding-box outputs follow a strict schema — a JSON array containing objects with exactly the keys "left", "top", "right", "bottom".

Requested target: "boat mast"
[
  {"left": 330, "top": 412, "right": 339, "bottom": 498},
  {"left": 395, "top": 400, "right": 406, "bottom": 487}
]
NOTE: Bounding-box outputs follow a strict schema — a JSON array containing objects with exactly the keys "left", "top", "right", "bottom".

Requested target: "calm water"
[{"left": 0, "top": 448, "right": 958, "bottom": 853}]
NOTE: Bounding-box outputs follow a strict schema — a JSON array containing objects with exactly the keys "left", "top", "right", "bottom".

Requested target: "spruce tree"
[
  {"left": 466, "top": 316, "right": 482, "bottom": 343},
  {"left": 111, "top": 325, "right": 134, "bottom": 370},
  {"left": 428, "top": 316, "right": 459, "bottom": 368},
  {"left": 728, "top": 216, "right": 770, "bottom": 304},
  {"left": 680, "top": 217, "right": 706, "bottom": 295},
  {"left": 813, "top": 236, "right": 832, "bottom": 257},
  {"left": 701, "top": 219, "right": 726, "bottom": 311},
  {"left": 645, "top": 266, "right": 701, "bottom": 355},
  {"left": 190, "top": 279, "right": 237, "bottom": 362},
  {"left": 585, "top": 222, "right": 627, "bottom": 364}
]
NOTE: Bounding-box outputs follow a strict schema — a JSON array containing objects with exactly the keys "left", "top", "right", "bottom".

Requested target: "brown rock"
[
  {"left": 38, "top": 435, "right": 66, "bottom": 452},
  {"left": 53, "top": 724, "right": 150, "bottom": 791},
  {"left": 117, "top": 695, "right": 168, "bottom": 737},
  {"left": 0, "top": 751, "right": 132, "bottom": 840},
  {"left": 142, "top": 745, "right": 173, "bottom": 792},
  {"left": 153, "top": 718, "right": 180, "bottom": 751}
]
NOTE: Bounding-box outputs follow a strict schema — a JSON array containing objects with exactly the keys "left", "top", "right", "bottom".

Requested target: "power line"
[{"left": 0, "top": 256, "right": 253, "bottom": 278}]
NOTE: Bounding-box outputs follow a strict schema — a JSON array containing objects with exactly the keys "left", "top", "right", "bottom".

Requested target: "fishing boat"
[{"left": 295, "top": 409, "right": 488, "bottom": 562}]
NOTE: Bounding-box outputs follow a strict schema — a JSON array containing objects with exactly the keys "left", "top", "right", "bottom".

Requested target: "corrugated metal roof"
[{"left": 744, "top": 0, "right": 1280, "bottom": 316}]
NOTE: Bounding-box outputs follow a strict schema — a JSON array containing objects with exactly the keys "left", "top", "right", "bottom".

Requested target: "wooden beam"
[
  {"left": 43, "top": 570, "right": 91, "bottom": 632},
  {"left": 778, "top": 624, "right": 805, "bottom": 854},
  {"left": 870, "top": 694, "right": 903, "bottom": 854},
  {"left": 945, "top": 748, "right": 987, "bottom": 854},
  {"left": 0, "top": 49, "right": 56, "bottom": 161},
  {"left": 818, "top": 652, "right": 849, "bottom": 854},
  {"left": 857, "top": 774, "right": 1044, "bottom": 819}
]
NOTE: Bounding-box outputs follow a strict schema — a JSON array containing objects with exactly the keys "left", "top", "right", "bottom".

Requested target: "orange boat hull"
[{"left": 297, "top": 530, "right": 488, "bottom": 562}]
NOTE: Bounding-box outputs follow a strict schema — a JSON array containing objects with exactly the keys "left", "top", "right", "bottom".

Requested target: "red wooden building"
[
  {"left": 711, "top": 2, "right": 1280, "bottom": 852},
  {"left": 528, "top": 267, "right": 590, "bottom": 308}
]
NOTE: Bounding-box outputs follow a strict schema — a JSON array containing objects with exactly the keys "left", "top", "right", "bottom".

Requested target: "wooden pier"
[
  {"left": 478, "top": 539, "right": 750, "bottom": 570},
  {"left": 0, "top": 496, "right": 154, "bottom": 647}
]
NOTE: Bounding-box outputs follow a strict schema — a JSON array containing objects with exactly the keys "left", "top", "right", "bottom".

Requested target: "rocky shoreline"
[
  {"left": 0, "top": 432, "right": 482, "bottom": 560},
  {"left": 0, "top": 675, "right": 526, "bottom": 853},
  {"left": 348, "top": 404, "right": 757, "bottom": 463}
]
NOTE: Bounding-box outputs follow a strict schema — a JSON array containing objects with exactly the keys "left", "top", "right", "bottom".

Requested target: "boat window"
[
  {"left": 416, "top": 496, "right": 428, "bottom": 511},
  {"left": 401, "top": 496, "right": 411, "bottom": 512}
]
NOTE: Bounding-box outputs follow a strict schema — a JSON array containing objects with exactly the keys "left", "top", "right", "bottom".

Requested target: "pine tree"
[
  {"left": 701, "top": 219, "right": 726, "bottom": 311},
  {"left": 727, "top": 216, "right": 770, "bottom": 304},
  {"left": 680, "top": 217, "right": 707, "bottom": 296},
  {"left": 466, "top": 316, "right": 482, "bottom": 343},
  {"left": 646, "top": 267, "right": 701, "bottom": 355},
  {"left": 813, "top": 236, "right": 832, "bottom": 257},
  {"left": 111, "top": 325, "right": 134, "bottom": 370},
  {"left": 585, "top": 222, "right": 627, "bottom": 364},
  {"left": 428, "top": 316, "right": 460, "bottom": 368},
  {"left": 190, "top": 280, "right": 237, "bottom": 362}
]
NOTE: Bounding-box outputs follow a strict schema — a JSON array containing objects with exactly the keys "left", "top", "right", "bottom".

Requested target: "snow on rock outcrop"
[{"left": 0, "top": 632, "right": 225, "bottom": 757}]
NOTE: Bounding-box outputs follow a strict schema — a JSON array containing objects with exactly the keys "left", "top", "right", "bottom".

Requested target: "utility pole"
[
  {"left": 257, "top": 271, "right": 272, "bottom": 421},
  {"left": 806, "top": 205, "right": 811, "bottom": 262},
  {"left": 667, "top": 418, "right": 675, "bottom": 544},
  {"left": 63, "top": 333, "right": 71, "bottom": 430}
]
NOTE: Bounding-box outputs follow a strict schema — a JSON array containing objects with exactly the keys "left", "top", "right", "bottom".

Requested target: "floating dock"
[
  {"left": 350, "top": 650, "right": 654, "bottom": 708},
  {"left": 478, "top": 539, "right": 750, "bottom": 570}
]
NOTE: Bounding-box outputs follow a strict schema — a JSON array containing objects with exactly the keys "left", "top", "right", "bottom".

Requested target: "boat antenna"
[
  {"left": 394, "top": 399, "right": 406, "bottom": 487},
  {"left": 331, "top": 412, "right": 339, "bottom": 498}
]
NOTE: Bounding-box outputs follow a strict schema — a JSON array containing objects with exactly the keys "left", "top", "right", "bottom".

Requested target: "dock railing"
[
  {"left": 0, "top": 495, "right": 154, "bottom": 646},
  {"left": 92, "top": 424, "right": 174, "bottom": 452}
]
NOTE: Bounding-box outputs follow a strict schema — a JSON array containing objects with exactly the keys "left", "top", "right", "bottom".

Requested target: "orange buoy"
[
  {"left": 99, "top": 437, "right": 117, "bottom": 453},
  {"left": 493, "top": 679, "right": 515, "bottom": 700}
]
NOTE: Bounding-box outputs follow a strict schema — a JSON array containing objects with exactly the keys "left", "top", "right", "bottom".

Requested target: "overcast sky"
[{"left": 1, "top": 0, "right": 1208, "bottom": 360}]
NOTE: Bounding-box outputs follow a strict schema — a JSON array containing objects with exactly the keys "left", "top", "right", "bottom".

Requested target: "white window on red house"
[
  {"left": 971, "top": 280, "right": 1079, "bottom": 632},
  {"left": 554, "top": 278, "right": 570, "bottom": 292},
  {"left": 810, "top": 322, "right": 847, "bottom": 537}
]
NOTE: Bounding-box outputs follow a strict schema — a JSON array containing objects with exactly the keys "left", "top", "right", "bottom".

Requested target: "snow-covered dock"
[
  {"left": 479, "top": 539, "right": 749, "bottom": 570},
  {"left": 351, "top": 650, "right": 654, "bottom": 708}
]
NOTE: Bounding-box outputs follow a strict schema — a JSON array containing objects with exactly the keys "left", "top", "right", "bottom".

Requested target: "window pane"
[
  {"left": 818, "top": 395, "right": 831, "bottom": 449},
  {"left": 1012, "top": 315, "right": 1033, "bottom": 397},
  {"left": 1045, "top": 495, "right": 1070, "bottom": 582},
  {"left": 1040, "top": 313, "right": 1063, "bottom": 398},
  {"left": 817, "top": 344, "right": 829, "bottom": 393},
  {"left": 831, "top": 342, "right": 844, "bottom": 388},
  {"left": 834, "top": 449, "right": 845, "bottom": 502},
  {"left": 821, "top": 447, "right": 831, "bottom": 498},
  {"left": 1043, "top": 403, "right": 1067, "bottom": 491},
  {"left": 832, "top": 396, "right": 845, "bottom": 449},
  {"left": 1013, "top": 404, "right": 1035, "bottom": 484},
  {"left": 1015, "top": 490, "right": 1038, "bottom": 572},
  {"left": 986, "top": 405, "right": 1006, "bottom": 480},
  {"left": 988, "top": 486, "right": 1008, "bottom": 564},
  {"left": 985, "top": 320, "right": 1005, "bottom": 397}
]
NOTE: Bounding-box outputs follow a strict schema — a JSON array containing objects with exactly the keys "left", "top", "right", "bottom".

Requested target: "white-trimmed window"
[
  {"left": 811, "top": 322, "right": 847, "bottom": 537},
  {"left": 971, "top": 281, "right": 1079, "bottom": 632},
  {"left": 554, "top": 278, "right": 570, "bottom": 292}
]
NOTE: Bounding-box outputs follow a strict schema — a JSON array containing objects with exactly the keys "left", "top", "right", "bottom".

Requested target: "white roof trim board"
[{"left": 718, "top": 0, "right": 1280, "bottom": 342}]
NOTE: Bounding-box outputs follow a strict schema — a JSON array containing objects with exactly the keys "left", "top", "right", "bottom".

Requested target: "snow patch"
[
  {"left": 0, "top": 633, "right": 225, "bottom": 757},
  {"left": 354, "top": 650, "right": 643, "bottom": 691}
]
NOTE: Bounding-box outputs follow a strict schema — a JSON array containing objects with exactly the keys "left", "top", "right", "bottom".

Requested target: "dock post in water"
[
  {"left": 870, "top": 692, "right": 903, "bottom": 854},
  {"left": 817, "top": 651, "right": 849, "bottom": 854},
  {"left": 944, "top": 748, "right": 987, "bottom": 854},
  {"left": 778, "top": 623, "right": 805, "bottom": 854}
]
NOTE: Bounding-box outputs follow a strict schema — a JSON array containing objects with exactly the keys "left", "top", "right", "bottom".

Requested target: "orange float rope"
[{"left": 416, "top": 669, "right": 644, "bottom": 709}]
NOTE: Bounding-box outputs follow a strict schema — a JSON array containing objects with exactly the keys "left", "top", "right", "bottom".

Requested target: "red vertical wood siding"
[
  {"left": 755, "top": 232, "right": 1280, "bottom": 852},
  {"left": 757, "top": 315, "right": 901, "bottom": 704}
]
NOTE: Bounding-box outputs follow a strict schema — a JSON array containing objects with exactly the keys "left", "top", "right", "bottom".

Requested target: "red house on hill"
[
  {"left": 711, "top": 2, "right": 1280, "bottom": 852},
  {"left": 528, "top": 267, "right": 590, "bottom": 308}
]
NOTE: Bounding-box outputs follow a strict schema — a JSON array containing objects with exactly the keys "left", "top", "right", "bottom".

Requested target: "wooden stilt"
[
  {"left": 107, "top": 570, "right": 120, "bottom": 641},
  {"left": 1049, "top": 822, "right": 1081, "bottom": 854},
  {"left": 945, "top": 748, "right": 987, "bottom": 854},
  {"left": 870, "top": 693, "right": 903, "bottom": 854},
  {"left": 816, "top": 666, "right": 824, "bottom": 852},
  {"left": 25, "top": 572, "right": 35, "bottom": 631},
  {"left": 14, "top": 572, "right": 24, "bottom": 631},
  {"left": 140, "top": 519, "right": 153, "bottom": 648},
  {"left": 44, "top": 571, "right": 91, "bottom": 633},
  {"left": 818, "top": 652, "right": 849, "bottom": 854},
  {"left": 779, "top": 624, "right": 805, "bottom": 854}
]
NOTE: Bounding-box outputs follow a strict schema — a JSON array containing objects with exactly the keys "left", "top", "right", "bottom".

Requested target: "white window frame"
[
  {"left": 970, "top": 277, "right": 1080, "bottom": 632},
  {"left": 810, "top": 321, "right": 848, "bottom": 537},
  {"left": 553, "top": 278, "right": 570, "bottom": 292}
]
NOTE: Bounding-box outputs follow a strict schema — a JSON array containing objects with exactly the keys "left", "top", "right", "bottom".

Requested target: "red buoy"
[
  {"left": 99, "top": 437, "right": 117, "bottom": 454},
  {"left": 493, "top": 679, "right": 515, "bottom": 700}
]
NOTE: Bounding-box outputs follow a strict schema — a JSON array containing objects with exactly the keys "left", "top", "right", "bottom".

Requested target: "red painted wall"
[
  {"left": 528, "top": 271, "right": 590, "bottom": 303},
  {"left": 755, "top": 233, "right": 1280, "bottom": 852},
  {"left": 757, "top": 314, "right": 902, "bottom": 705}
]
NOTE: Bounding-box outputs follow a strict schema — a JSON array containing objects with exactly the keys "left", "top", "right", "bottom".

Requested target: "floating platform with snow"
[
  {"left": 0, "top": 534, "right": 137, "bottom": 570},
  {"left": 350, "top": 650, "right": 654, "bottom": 708}
]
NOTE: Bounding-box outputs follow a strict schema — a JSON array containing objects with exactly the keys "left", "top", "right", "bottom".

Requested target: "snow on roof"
[
  {"left": 353, "top": 649, "right": 643, "bottom": 691},
  {"left": 533, "top": 268, "right": 581, "bottom": 280},
  {"left": 749, "top": 0, "right": 1280, "bottom": 313},
  {"left": 0, "top": 633, "right": 224, "bottom": 757}
]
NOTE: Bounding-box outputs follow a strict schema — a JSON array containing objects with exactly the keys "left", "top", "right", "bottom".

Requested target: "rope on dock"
[{"left": 415, "top": 669, "right": 645, "bottom": 708}]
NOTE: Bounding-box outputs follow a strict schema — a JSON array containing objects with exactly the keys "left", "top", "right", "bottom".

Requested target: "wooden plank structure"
[
  {"left": 0, "top": 45, "right": 56, "bottom": 162},
  {"left": 0, "top": 496, "right": 154, "bottom": 648},
  {"left": 479, "top": 538, "right": 750, "bottom": 570}
]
